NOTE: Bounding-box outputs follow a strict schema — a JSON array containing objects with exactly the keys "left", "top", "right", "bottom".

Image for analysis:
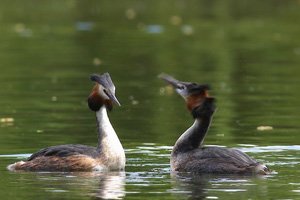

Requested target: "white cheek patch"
[
  {"left": 98, "top": 87, "right": 109, "bottom": 100},
  {"left": 176, "top": 88, "right": 188, "bottom": 99}
]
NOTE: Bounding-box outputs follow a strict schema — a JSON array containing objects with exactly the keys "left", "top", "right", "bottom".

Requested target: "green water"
[{"left": 1, "top": 0, "right": 300, "bottom": 199}]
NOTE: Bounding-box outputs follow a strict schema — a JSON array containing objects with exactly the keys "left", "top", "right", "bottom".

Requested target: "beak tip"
[
  {"left": 157, "top": 73, "right": 166, "bottom": 79},
  {"left": 113, "top": 98, "right": 121, "bottom": 106},
  {"left": 113, "top": 99, "right": 121, "bottom": 107}
]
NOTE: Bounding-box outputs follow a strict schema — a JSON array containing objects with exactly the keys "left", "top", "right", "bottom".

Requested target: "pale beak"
[
  {"left": 158, "top": 73, "right": 185, "bottom": 89},
  {"left": 106, "top": 90, "right": 121, "bottom": 106}
]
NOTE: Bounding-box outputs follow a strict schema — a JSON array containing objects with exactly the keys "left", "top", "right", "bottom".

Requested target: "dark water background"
[{"left": 0, "top": 1, "right": 300, "bottom": 199}]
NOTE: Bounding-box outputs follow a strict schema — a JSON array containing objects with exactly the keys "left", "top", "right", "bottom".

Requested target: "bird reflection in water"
[
  {"left": 94, "top": 171, "right": 126, "bottom": 200},
  {"left": 28, "top": 171, "right": 126, "bottom": 200},
  {"left": 170, "top": 172, "right": 208, "bottom": 200},
  {"left": 171, "top": 171, "right": 272, "bottom": 200}
]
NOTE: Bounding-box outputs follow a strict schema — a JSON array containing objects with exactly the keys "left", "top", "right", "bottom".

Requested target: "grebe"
[
  {"left": 159, "top": 73, "right": 270, "bottom": 175},
  {"left": 7, "top": 73, "right": 125, "bottom": 172}
]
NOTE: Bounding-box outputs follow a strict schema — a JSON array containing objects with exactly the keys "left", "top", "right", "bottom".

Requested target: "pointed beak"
[
  {"left": 158, "top": 73, "right": 185, "bottom": 89},
  {"left": 159, "top": 73, "right": 211, "bottom": 100},
  {"left": 106, "top": 90, "right": 121, "bottom": 106}
]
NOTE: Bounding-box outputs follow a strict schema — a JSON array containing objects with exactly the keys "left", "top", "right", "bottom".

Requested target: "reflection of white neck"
[
  {"left": 96, "top": 106, "right": 125, "bottom": 170},
  {"left": 97, "top": 171, "right": 126, "bottom": 199}
]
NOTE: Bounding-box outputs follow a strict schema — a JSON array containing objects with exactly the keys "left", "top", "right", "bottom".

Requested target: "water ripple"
[{"left": 238, "top": 145, "right": 300, "bottom": 153}]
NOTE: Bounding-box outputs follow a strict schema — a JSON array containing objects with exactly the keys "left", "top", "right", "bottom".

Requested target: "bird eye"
[
  {"left": 177, "top": 85, "right": 185, "bottom": 90},
  {"left": 103, "top": 89, "right": 109, "bottom": 96}
]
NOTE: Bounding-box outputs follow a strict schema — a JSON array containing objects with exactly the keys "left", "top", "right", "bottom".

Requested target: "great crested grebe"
[
  {"left": 7, "top": 73, "right": 125, "bottom": 172},
  {"left": 159, "top": 73, "right": 270, "bottom": 175}
]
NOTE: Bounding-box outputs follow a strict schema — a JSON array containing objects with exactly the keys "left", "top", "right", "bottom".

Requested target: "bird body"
[
  {"left": 8, "top": 73, "right": 125, "bottom": 172},
  {"left": 159, "top": 73, "right": 270, "bottom": 175}
]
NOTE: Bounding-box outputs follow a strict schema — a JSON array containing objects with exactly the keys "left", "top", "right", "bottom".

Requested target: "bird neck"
[
  {"left": 172, "top": 114, "right": 213, "bottom": 155},
  {"left": 95, "top": 106, "right": 124, "bottom": 155}
]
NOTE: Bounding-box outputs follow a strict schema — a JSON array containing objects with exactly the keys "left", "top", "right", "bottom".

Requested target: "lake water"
[{"left": 1, "top": 1, "right": 300, "bottom": 199}]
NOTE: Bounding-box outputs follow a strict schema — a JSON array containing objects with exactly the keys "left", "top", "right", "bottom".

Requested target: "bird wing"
[
  {"left": 198, "top": 147, "right": 258, "bottom": 165},
  {"left": 27, "top": 144, "right": 98, "bottom": 161}
]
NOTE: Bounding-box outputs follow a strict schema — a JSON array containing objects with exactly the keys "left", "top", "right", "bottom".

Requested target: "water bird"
[
  {"left": 159, "top": 73, "right": 270, "bottom": 175},
  {"left": 7, "top": 73, "right": 125, "bottom": 172}
]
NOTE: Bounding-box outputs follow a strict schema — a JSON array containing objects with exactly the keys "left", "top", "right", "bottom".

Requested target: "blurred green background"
[{"left": 0, "top": 1, "right": 300, "bottom": 200}]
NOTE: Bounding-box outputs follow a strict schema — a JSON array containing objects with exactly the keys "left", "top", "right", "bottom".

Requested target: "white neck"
[{"left": 95, "top": 106, "right": 125, "bottom": 169}]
